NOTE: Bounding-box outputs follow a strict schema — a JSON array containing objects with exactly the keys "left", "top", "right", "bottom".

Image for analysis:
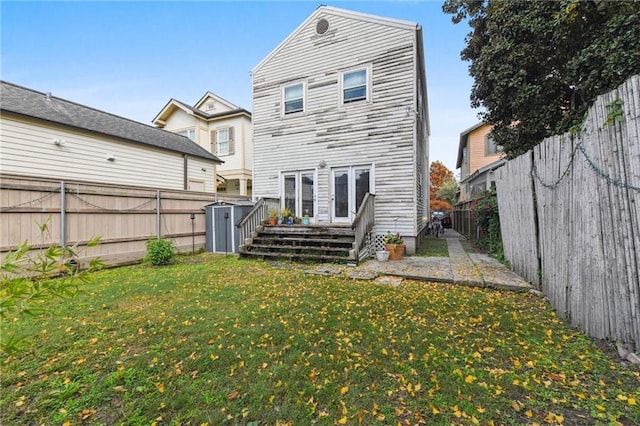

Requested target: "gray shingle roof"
[{"left": 0, "top": 80, "right": 222, "bottom": 163}]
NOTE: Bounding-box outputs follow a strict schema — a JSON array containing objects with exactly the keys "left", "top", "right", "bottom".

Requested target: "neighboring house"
[
  {"left": 251, "top": 6, "right": 429, "bottom": 254},
  {"left": 0, "top": 81, "right": 221, "bottom": 191},
  {"left": 455, "top": 122, "right": 504, "bottom": 202},
  {"left": 152, "top": 92, "right": 253, "bottom": 196}
]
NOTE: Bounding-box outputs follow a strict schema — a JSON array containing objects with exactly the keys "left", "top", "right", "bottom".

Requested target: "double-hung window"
[
  {"left": 341, "top": 68, "right": 368, "bottom": 103},
  {"left": 283, "top": 83, "right": 304, "bottom": 114},
  {"left": 211, "top": 127, "right": 234, "bottom": 156},
  {"left": 217, "top": 128, "right": 230, "bottom": 155},
  {"left": 486, "top": 134, "right": 502, "bottom": 155},
  {"left": 178, "top": 128, "right": 196, "bottom": 141}
]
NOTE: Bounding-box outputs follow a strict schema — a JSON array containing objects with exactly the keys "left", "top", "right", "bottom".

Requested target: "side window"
[
  {"left": 486, "top": 134, "right": 502, "bottom": 155},
  {"left": 178, "top": 128, "right": 195, "bottom": 141},
  {"left": 283, "top": 83, "right": 304, "bottom": 114},
  {"left": 211, "top": 127, "right": 235, "bottom": 156},
  {"left": 341, "top": 68, "right": 369, "bottom": 104}
]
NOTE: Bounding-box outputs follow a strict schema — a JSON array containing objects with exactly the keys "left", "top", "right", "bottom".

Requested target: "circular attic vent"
[{"left": 316, "top": 18, "right": 329, "bottom": 35}]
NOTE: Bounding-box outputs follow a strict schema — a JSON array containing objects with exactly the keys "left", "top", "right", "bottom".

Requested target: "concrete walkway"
[{"left": 309, "top": 229, "right": 532, "bottom": 292}]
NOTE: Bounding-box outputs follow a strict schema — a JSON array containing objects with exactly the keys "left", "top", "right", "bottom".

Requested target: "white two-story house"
[
  {"left": 250, "top": 6, "right": 429, "bottom": 253},
  {"left": 153, "top": 92, "right": 253, "bottom": 196}
]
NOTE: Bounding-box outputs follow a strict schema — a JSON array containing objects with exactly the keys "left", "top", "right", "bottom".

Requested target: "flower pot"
[
  {"left": 385, "top": 243, "right": 405, "bottom": 261},
  {"left": 376, "top": 250, "right": 390, "bottom": 262},
  {"left": 268, "top": 217, "right": 277, "bottom": 226},
  {"left": 302, "top": 216, "right": 310, "bottom": 225}
]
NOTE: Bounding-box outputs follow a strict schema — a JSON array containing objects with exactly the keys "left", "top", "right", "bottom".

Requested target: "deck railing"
[
  {"left": 236, "top": 197, "right": 280, "bottom": 245},
  {"left": 351, "top": 193, "right": 375, "bottom": 261}
]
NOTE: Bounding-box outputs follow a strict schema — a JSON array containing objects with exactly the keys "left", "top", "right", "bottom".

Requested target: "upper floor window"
[
  {"left": 211, "top": 127, "right": 234, "bottom": 156},
  {"left": 283, "top": 83, "right": 304, "bottom": 114},
  {"left": 178, "top": 128, "right": 195, "bottom": 141},
  {"left": 341, "top": 68, "right": 369, "bottom": 103},
  {"left": 486, "top": 134, "right": 502, "bottom": 155}
]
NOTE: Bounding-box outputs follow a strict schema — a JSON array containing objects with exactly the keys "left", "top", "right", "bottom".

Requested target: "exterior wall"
[
  {"left": 163, "top": 110, "right": 196, "bottom": 140},
  {"left": 252, "top": 10, "right": 425, "bottom": 246},
  {"left": 0, "top": 115, "right": 216, "bottom": 192},
  {"left": 458, "top": 124, "right": 503, "bottom": 202},
  {"left": 159, "top": 105, "right": 253, "bottom": 196},
  {"left": 460, "top": 124, "right": 502, "bottom": 179}
]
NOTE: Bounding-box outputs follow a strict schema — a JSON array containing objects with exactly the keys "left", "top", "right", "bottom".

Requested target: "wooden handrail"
[
  {"left": 236, "top": 197, "right": 280, "bottom": 246},
  {"left": 351, "top": 193, "right": 375, "bottom": 261}
]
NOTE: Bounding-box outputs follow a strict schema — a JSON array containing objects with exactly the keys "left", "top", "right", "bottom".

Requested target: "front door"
[{"left": 331, "top": 166, "right": 372, "bottom": 223}]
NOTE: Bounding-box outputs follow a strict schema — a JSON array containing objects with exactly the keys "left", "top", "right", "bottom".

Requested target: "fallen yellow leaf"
[{"left": 340, "top": 385, "right": 349, "bottom": 395}]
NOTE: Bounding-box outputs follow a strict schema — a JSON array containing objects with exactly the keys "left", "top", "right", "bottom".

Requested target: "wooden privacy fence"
[
  {"left": 453, "top": 200, "right": 482, "bottom": 242},
  {"left": 495, "top": 75, "right": 640, "bottom": 348},
  {"left": 0, "top": 174, "right": 245, "bottom": 266}
]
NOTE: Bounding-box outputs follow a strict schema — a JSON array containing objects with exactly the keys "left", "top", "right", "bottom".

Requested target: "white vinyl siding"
[
  {"left": 252, "top": 10, "right": 426, "bottom": 241},
  {"left": 0, "top": 116, "right": 217, "bottom": 192}
]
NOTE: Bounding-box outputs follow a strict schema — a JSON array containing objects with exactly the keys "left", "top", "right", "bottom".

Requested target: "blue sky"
[{"left": 1, "top": 0, "right": 479, "bottom": 173}]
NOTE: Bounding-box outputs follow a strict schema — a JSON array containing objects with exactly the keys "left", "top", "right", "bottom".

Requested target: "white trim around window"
[
  {"left": 282, "top": 81, "right": 306, "bottom": 115},
  {"left": 340, "top": 65, "right": 371, "bottom": 105}
]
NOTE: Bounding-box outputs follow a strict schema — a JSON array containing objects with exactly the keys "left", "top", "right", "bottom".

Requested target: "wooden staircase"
[{"left": 239, "top": 224, "right": 357, "bottom": 263}]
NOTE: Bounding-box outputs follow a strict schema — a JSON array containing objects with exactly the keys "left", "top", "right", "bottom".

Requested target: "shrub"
[
  {"left": 145, "top": 238, "right": 175, "bottom": 266},
  {"left": 474, "top": 188, "right": 504, "bottom": 259}
]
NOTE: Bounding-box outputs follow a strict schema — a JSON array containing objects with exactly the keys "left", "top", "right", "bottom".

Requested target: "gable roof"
[
  {"left": 194, "top": 92, "right": 238, "bottom": 111},
  {"left": 0, "top": 80, "right": 222, "bottom": 163},
  {"left": 252, "top": 5, "right": 420, "bottom": 75},
  {"left": 152, "top": 96, "right": 251, "bottom": 128},
  {"left": 456, "top": 122, "right": 488, "bottom": 169}
]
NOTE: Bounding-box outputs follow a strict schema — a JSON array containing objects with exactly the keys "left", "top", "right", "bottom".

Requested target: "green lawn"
[
  {"left": 2, "top": 254, "right": 638, "bottom": 425},
  {"left": 415, "top": 234, "right": 449, "bottom": 257}
]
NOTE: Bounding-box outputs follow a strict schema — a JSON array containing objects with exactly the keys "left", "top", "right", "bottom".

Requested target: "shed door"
[{"left": 214, "top": 207, "right": 233, "bottom": 253}]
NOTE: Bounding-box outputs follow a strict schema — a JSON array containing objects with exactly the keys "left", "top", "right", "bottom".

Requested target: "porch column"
[{"left": 239, "top": 178, "right": 248, "bottom": 196}]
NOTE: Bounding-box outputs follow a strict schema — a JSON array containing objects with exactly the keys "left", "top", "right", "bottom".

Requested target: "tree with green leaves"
[
  {"left": 437, "top": 179, "right": 460, "bottom": 208},
  {"left": 443, "top": 0, "right": 640, "bottom": 157}
]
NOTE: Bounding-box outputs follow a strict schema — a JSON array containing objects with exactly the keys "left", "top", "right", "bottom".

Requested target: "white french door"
[
  {"left": 282, "top": 170, "right": 316, "bottom": 218},
  {"left": 331, "top": 165, "right": 373, "bottom": 223}
]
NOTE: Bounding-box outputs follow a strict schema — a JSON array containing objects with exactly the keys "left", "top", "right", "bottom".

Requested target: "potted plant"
[
  {"left": 267, "top": 208, "right": 279, "bottom": 226},
  {"left": 383, "top": 232, "right": 405, "bottom": 260},
  {"left": 281, "top": 207, "right": 293, "bottom": 225},
  {"left": 302, "top": 210, "right": 311, "bottom": 225}
]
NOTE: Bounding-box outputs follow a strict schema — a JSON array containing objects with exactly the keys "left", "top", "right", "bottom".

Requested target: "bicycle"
[{"left": 432, "top": 219, "right": 444, "bottom": 238}]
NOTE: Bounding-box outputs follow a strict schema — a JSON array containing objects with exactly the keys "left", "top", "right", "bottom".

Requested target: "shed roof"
[{"left": 0, "top": 80, "right": 222, "bottom": 163}]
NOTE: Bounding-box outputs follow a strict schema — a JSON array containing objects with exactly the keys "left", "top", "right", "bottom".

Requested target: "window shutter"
[
  {"left": 228, "top": 127, "right": 235, "bottom": 155},
  {"left": 211, "top": 130, "right": 217, "bottom": 154}
]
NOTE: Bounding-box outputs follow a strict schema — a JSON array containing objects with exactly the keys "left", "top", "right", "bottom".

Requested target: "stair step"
[
  {"left": 248, "top": 244, "right": 351, "bottom": 253},
  {"left": 253, "top": 236, "right": 354, "bottom": 245},
  {"left": 240, "top": 250, "right": 355, "bottom": 262},
  {"left": 261, "top": 226, "right": 355, "bottom": 237}
]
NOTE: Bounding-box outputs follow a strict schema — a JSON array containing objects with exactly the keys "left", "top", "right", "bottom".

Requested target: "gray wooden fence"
[
  {"left": 495, "top": 75, "right": 640, "bottom": 348},
  {"left": 0, "top": 174, "right": 248, "bottom": 266}
]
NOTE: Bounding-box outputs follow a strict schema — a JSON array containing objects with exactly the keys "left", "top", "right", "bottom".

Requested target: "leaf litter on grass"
[{"left": 1, "top": 254, "right": 638, "bottom": 425}]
